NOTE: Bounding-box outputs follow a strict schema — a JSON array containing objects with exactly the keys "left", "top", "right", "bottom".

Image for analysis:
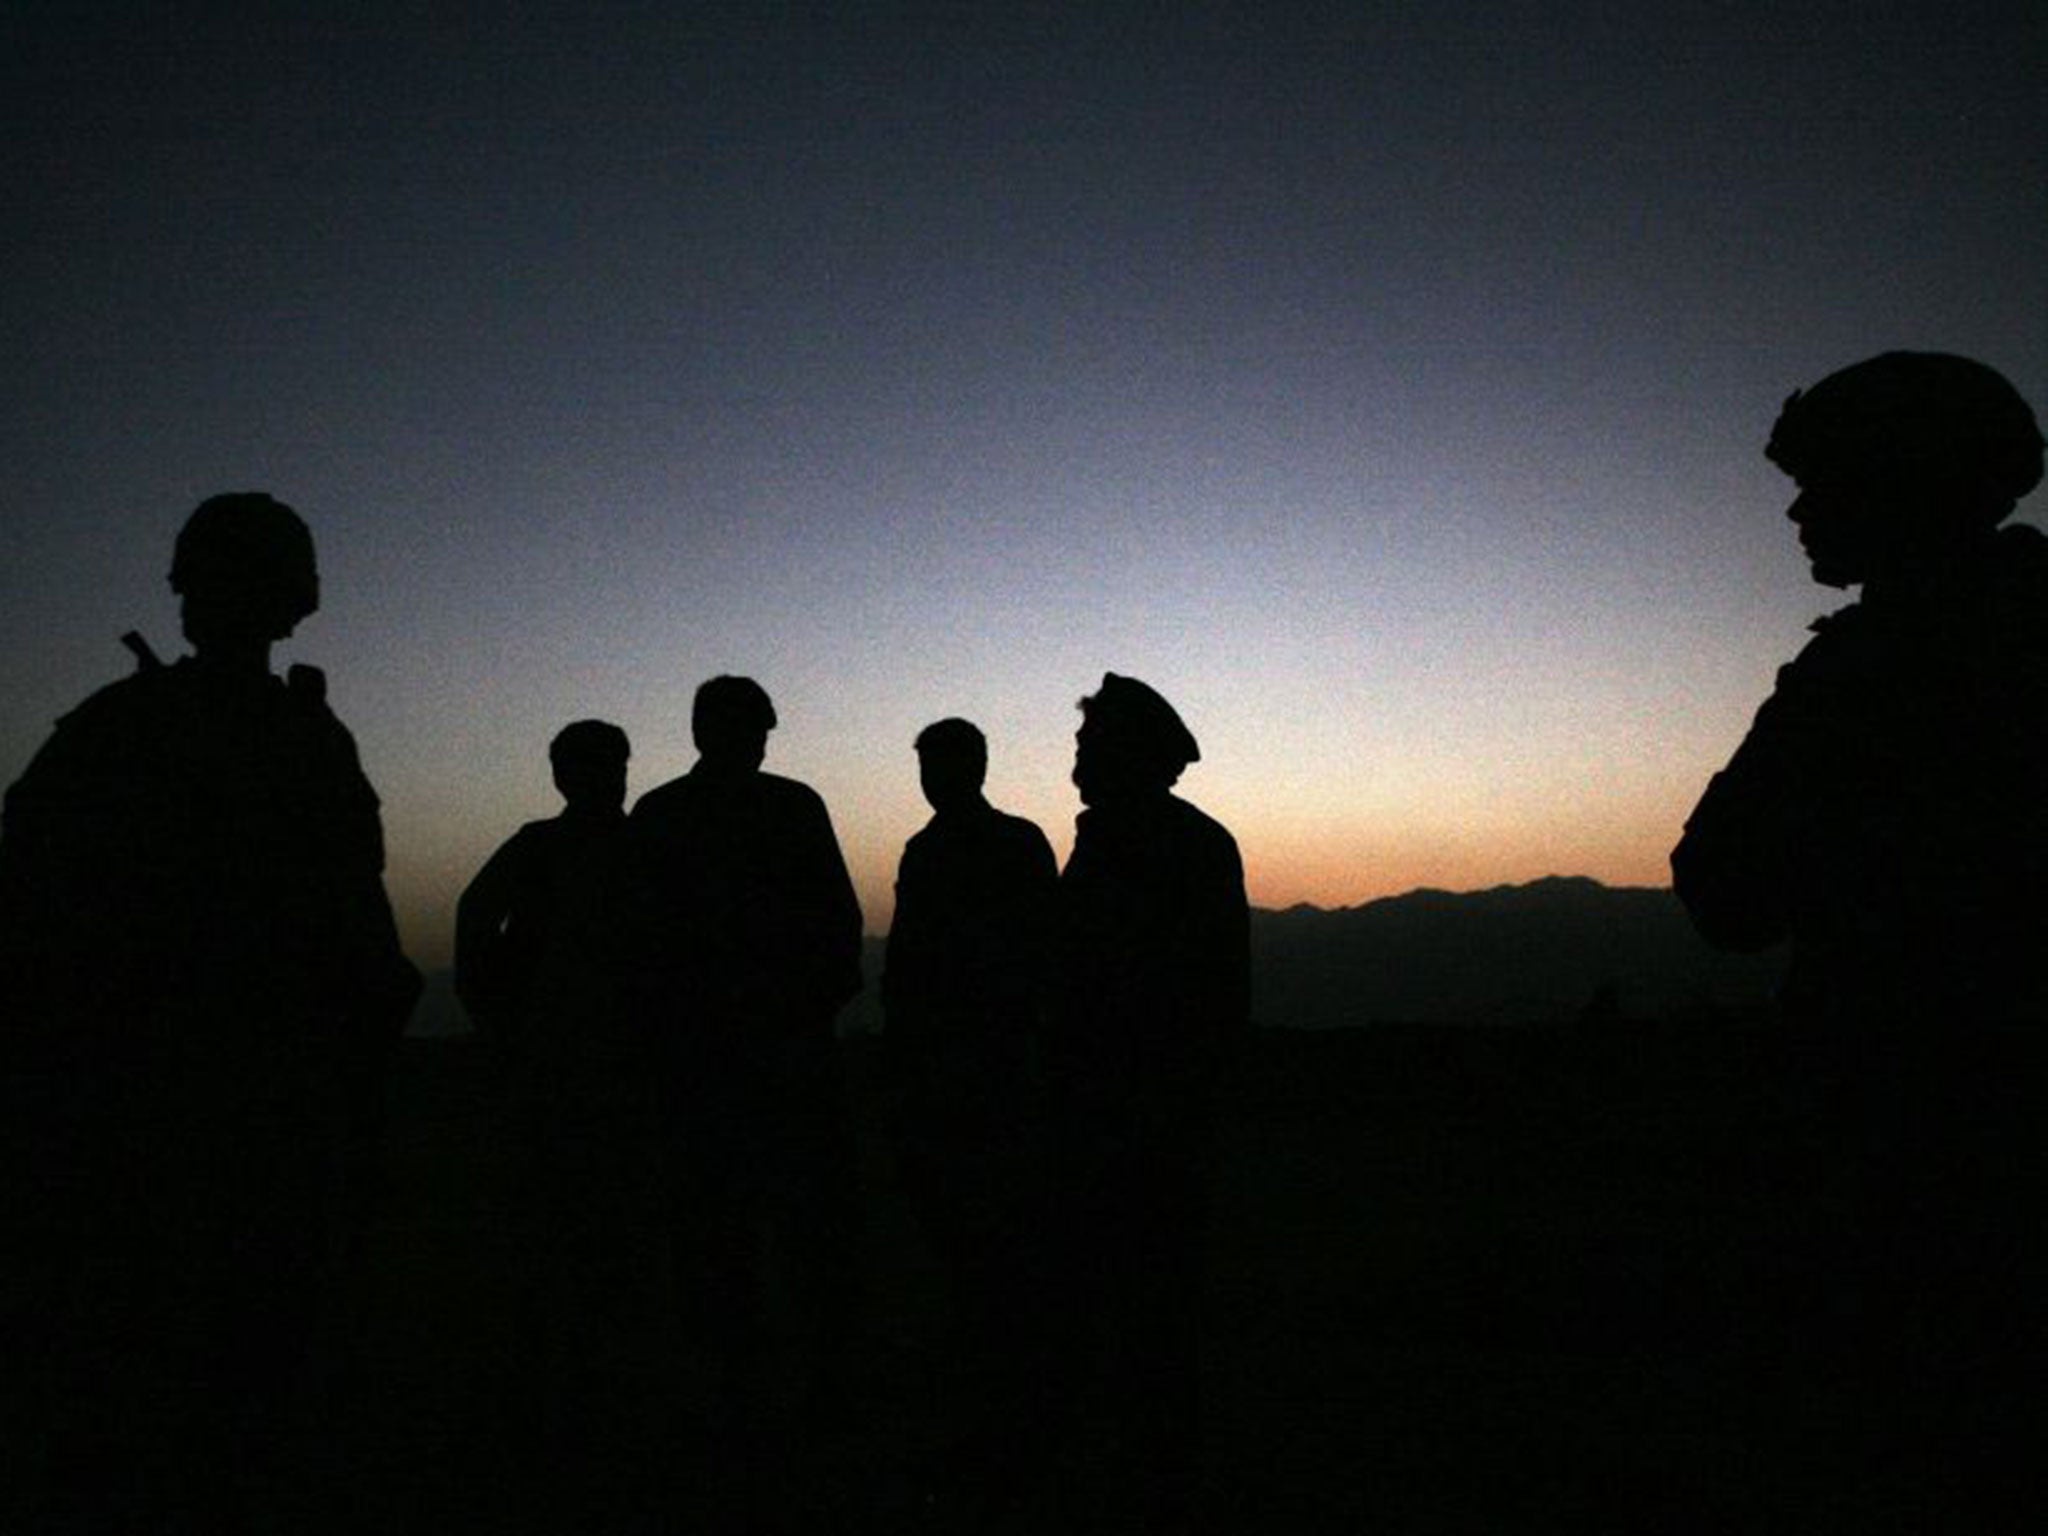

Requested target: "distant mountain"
[
  {"left": 409, "top": 876, "right": 1787, "bottom": 1037},
  {"left": 1250, "top": 875, "right": 1782, "bottom": 1028}
]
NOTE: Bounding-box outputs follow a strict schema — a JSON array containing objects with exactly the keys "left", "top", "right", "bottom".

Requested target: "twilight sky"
[{"left": 4, "top": 2, "right": 2043, "bottom": 967}]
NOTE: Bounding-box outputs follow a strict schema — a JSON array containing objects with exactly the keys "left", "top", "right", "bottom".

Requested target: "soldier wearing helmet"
[
  {"left": 1671, "top": 355, "right": 2047, "bottom": 1479},
  {"left": 1, "top": 493, "right": 418, "bottom": 1528},
  {"left": 1673, "top": 354, "right": 2048, "bottom": 1015},
  {"left": 170, "top": 490, "right": 322, "bottom": 638},
  {"left": 1763, "top": 351, "right": 2045, "bottom": 593}
]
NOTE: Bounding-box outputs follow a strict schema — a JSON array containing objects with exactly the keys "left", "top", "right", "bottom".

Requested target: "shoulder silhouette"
[
  {"left": 883, "top": 716, "right": 1058, "bottom": 1049},
  {"left": 456, "top": 718, "right": 632, "bottom": 1059},
  {"left": 630, "top": 674, "right": 863, "bottom": 1032}
]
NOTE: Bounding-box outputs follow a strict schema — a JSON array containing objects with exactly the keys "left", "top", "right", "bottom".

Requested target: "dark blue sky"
[{"left": 5, "top": 2, "right": 2043, "bottom": 962}]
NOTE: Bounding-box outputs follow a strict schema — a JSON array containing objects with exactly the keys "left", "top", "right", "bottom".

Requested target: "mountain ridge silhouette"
[
  {"left": 408, "top": 875, "right": 1781, "bottom": 1036},
  {"left": 1246, "top": 874, "right": 1781, "bottom": 1028}
]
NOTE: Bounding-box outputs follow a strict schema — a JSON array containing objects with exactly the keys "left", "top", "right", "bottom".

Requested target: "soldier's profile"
[
  {"left": 1673, "top": 354, "right": 2048, "bottom": 1017},
  {"left": 1, "top": 492, "right": 419, "bottom": 1531},
  {"left": 1672, "top": 353, "right": 2046, "bottom": 1493}
]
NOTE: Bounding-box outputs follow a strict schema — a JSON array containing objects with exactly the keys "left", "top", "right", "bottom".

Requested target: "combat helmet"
[
  {"left": 1766, "top": 353, "right": 2044, "bottom": 524},
  {"left": 170, "top": 492, "right": 320, "bottom": 634}
]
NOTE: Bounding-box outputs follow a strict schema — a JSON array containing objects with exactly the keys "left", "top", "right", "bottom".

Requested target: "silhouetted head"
[
  {"left": 1766, "top": 353, "right": 2044, "bottom": 589},
  {"left": 692, "top": 675, "right": 776, "bottom": 772},
  {"left": 914, "top": 718, "right": 988, "bottom": 816},
  {"left": 171, "top": 493, "right": 320, "bottom": 651},
  {"left": 549, "top": 719, "right": 630, "bottom": 816},
  {"left": 1072, "top": 673, "right": 1200, "bottom": 808}
]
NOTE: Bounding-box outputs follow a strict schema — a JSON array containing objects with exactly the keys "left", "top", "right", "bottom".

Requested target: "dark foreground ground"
[{"left": 24, "top": 1023, "right": 2041, "bottom": 1533}]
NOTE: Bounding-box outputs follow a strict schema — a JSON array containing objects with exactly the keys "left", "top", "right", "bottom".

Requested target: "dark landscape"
[{"left": 28, "top": 880, "right": 2028, "bottom": 1532}]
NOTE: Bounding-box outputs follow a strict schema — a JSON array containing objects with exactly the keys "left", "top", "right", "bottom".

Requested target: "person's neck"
[
  {"left": 1860, "top": 529, "right": 1997, "bottom": 607},
  {"left": 1083, "top": 784, "right": 1169, "bottom": 814},
  {"left": 186, "top": 637, "right": 275, "bottom": 680},
  {"left": 693, "top": 755, "right": 759, "bottom": 783}
]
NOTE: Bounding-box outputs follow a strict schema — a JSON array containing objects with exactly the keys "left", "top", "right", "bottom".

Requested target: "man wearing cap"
[{"left": 1047, "top": 672, "right": 1248, "bottom": 1524}]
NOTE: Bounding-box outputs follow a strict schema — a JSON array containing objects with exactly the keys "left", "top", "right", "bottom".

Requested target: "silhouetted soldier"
[
  {"left": 881, "top": 717, "right": 1058, "bottom": 1509},
  {"left": 1672, "top": 354, "right": 2047, "bottom": 1485},
  {"left": 628, "top": 676, "right": 863, "bottom": 1510},
  {"left": 0, "top": 493, "right": 419, "bottom": 1532},
  {"left": 1046, "top": 673, "right": 1248, "bottom": 1527}
]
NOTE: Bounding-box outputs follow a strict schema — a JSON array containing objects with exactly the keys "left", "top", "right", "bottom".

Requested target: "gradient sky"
[{"left": 4, "top": 2, "right": 2043, "bottom": 968}]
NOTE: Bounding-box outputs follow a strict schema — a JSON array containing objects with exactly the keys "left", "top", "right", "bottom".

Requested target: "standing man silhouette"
[
  {"left": 629, "top": 676, "right": 863, "bottom": 1515},
  {"left": 882, "top": 717, "right": 1058, "bottom": 1511},
  {"left": 1047, "top": 673, "right": 1248, "bottom": 1528},
  {"left": 455, "top": 719, "right": 652, "bottom": 1500},
  {"left": 1, "top": 492, "right": 419, "bottom": 1532},
  {"left": 1673, "top": 353, "right": 2047, "bottom": 1502}
]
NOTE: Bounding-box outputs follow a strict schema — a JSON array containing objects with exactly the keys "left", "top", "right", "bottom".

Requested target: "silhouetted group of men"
[
  {"left": 452, "top": 667, "right": 1247, "bottom": 1528},
  {"left": 3, "top": 350, "right": 2045, "bottom": 1531}
]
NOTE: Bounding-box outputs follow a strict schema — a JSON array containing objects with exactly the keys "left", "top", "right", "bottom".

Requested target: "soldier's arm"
[
  {"left": 304, "top": 699, "right": 421, "bottom": 1029},
  {"left": 341, "top": 839, "right": 421, "bottom": 1033},
  {"left": 0, "top": 692, "right": 140, "bottom": 884},
  {"left": 0, "top": 694, "right": 153, "bottom": 1015},
  {"left": 0, "top": 742, "right": 68, "bottom": 1019},
  {"left": 1673, "top": 762, "right": 1791, "bottom": 951},
  {"left": 1672, "top": 621, "right": 1874, "bottom": 952}
]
